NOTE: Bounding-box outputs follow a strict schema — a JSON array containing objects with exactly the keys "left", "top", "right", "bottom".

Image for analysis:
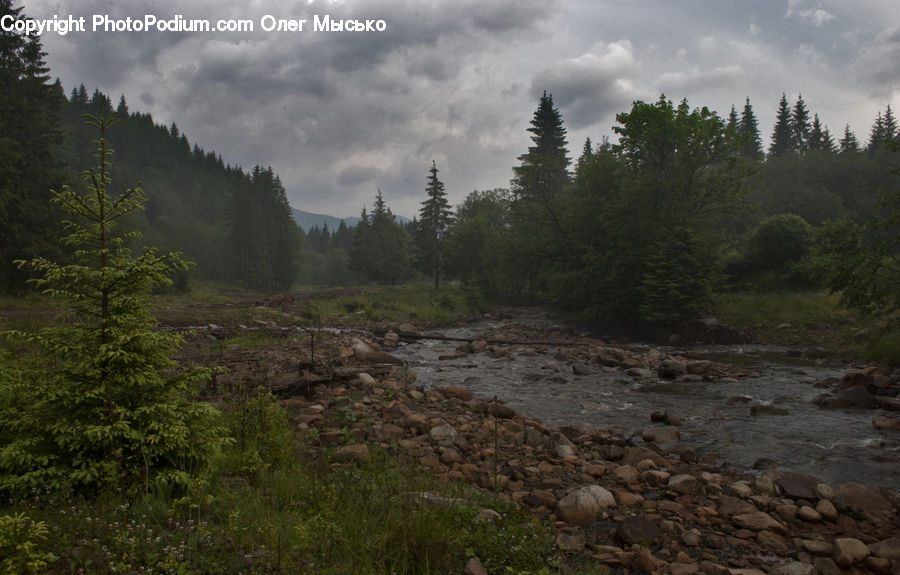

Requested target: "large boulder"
[
  {"left": 833, "top": 537, "right": 870, "bottom": 567},
  {"left": 732, "top": 511, "right": 787, "bottom": 534},
  {"left": 658, "top": 359, "right": 687, "bottom": 380},
  {"left": 557, "top": 485, "right": 616, "bottom": 526},
  {"left": 833, "top": 482, "right": 892, "bottom": 515},
  {"left": 642, "top": 425, "right": 680, "bottom": 444}
]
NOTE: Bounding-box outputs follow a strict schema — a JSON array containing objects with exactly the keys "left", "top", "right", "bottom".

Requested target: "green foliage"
[
  {"left": 350, "top": 191, "right": 413, "bottom": 284},
  {"left": 0, "top": 512, "right": 57, "bottom": 574},
  {"left": 0, "top": 110, "right": 230, "bottom": 495},
  {"left": 220, "top": 383, "right": 294, "bottom": 479},
  {"left": 731, "top": 213, "right": 817, "bottom": 291},
  {"left": 552, "top": 96, "right": 748, "bottom": 327},
  {"left": 415, "top": 161, "right": 454, "bottom": 290},
  {"left": 227, "top": 166, "right": 301, "bottom": 290},
  {"left": 445, "top": 189, "right": 516, "bottom": 299},
  {"left": 0, "top": 0, "right": 65, "bottom": 292}
]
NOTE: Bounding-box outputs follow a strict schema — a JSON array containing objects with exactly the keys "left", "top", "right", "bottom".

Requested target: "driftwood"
[
  {"left": 271, "top": 364, "right": 397, "bottom": 396},
  {"left": 398, "top": 332, "right": 580, "bottom": 347}
]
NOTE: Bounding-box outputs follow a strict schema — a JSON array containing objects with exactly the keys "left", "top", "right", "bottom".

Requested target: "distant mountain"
[
  {"left": 291, "top": 208, "right": 360, "bottom": 231},
  {"left": 291, "top": 207, "right": 411, "bottom": 231}
]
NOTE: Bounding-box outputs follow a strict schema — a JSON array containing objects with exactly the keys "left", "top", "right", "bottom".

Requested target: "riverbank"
[
  {"left": 3, "top": 286, "right": 898, "bottom": 573},
  {"left": 283, "top": 323, "right": 900, "bottom": 574}
]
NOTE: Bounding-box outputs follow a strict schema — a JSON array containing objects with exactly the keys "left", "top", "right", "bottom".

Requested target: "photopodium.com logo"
[{"left": 1, "top": 13, "right": 388, "bottom": 36}]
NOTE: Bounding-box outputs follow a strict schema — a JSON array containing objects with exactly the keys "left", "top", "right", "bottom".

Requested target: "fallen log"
[{"left": 398, "top": 332, "right": 580, "bottom": 347}]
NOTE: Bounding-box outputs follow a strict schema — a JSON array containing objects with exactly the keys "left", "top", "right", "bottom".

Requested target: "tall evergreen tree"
[
  {"left": 807, "top": 114, "right": 835, "bottom": 153},
  {"left": 415, "top": 161, "right": 454, "bottom": 289},
  {"left": 768, "top": 93, "right": 794, "bottom": 157},
  {"left": 738, "top": 97, "right": 764, "bottom": 160},
  {"left": 839, "top": 124, "right": 860, "bottom": 154},
  {"left": 0, "top": 0, "right": 65, "bottom": 291},
  {"left": 511, "top": 91, "right": 570, "bottom": 203},
  {"left": 350, "top": 190, "right": 412, "bottom": 284},
  {"left": 1, "top": 110, "right": 228, "bottom": 493},
  {"left": 226, "top": 166, "right": 300, "bottom": 290},
  {"left": 869, "top": 106, "right": 898, "bottom": 151},
  {"left": 791, "top": 93, "right": 811, "bottom": 154}
]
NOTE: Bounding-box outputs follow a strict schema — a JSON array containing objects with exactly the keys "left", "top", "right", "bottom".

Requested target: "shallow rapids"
[{"left": 391, "top": 310, "right": 900, "bottom": 488}]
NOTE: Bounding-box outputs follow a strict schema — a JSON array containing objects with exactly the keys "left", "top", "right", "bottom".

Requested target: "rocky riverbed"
[{"left": 188, "top": 310, "right": 900, "bottom": 574}]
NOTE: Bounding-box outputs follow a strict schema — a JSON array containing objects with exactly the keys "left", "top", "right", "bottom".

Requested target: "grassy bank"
[
  {"left": 0, "top": 369, "right": 586, "bottom": 575},
  {"left": 714, "top": 290, "right": 899, "bottom": 363}
]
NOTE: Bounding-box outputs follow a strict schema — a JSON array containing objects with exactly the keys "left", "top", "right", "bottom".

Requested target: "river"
[{"left": 391, "top": 309, "right": 900, "bottom": 489}]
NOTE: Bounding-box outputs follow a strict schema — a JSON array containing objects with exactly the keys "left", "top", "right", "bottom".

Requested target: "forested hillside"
[
  {"left": 1, "top": 36, "right": 301, "bottom": 292},
  {"left": 2, "top": 1, "right": 898, "bottom": 337}
]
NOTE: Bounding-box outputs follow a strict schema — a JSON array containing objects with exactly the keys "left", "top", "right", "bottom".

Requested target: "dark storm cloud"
[
  {"left": 531, "top": 41, "right": 640, "bottom": 129},
  {"left": 23, "top": 0, "right": 900, "bottom": 217}
]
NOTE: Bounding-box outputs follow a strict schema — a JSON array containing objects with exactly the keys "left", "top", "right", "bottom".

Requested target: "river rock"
[
  {"left": 813, "top": 558, "right": 840, "bottom": 575},
  {"left": 733, "top": 511, "right": 787, "bottom": 534},
  {"left": 750, "top": 404, "right": 789, "bottom": 416},
  {"left": 816, "top": 386, "right": 877, "bottom": 409},
  {"left": 728, "top": 481, "right": 753, "bottom": 498},
  {"left": 382, "top": 331, "right": 400, "bottom": 349},
  {"left": 667, "top": 474, "right": 698, "bottom": 495},
  {"left": 833, "top": 537, "right": 870, "bottom": 567},
  {"left": 872, "top": 415, "right": 900, "bottom": 430},
  {"left": 800, "top": 539, "right": 833, "bottom": 556},
  {"left": 682, "top": 528, "right": 702, "bottom": 547},
  {"left": 775, "top": 472, "right": 820, "bottom": 501},
  {"left": 718, "top": 495, "right": 756, "bottom": 517},
  {"left": 869, "top": 538, "right": 900, "bottom": 560},
  {"left": 617, "top": 515, "right": 661, "bottom": 545},
  {"left": 658, "top": 359, "right": 687, "bottom": 380},
  {"left": 397, "top": 323, "right": 418, "bottom": 336},
  {"left": 642, "top": 425, "right": 680, "bottom": 444},
  {"left": 557, "top": 485, "right": 616, "bottom": 526},
  {"left": 443, "top": 386, "right": 472, "bottom": 401},
  {"left": 797, "top": 505, "right": 821, "bottom": 522},
  {"left": 816, "top": 498, "right": 838, "bottom": 521},
  {"left": 833, "top": 482, "right": 892, "bottom": 514},
  {"left": 770, "top": 561, "right": 815, "bottom": 575},
  {"left": 334, "top": 443, "right": 371, "bottom": 463},
  {"left": 429, "top": 424, "right": 458, "bottom": 444}
]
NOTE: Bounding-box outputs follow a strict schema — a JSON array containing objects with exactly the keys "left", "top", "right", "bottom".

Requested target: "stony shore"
[{"left": 200, "top": 320, "right": 900, "bottom": 575}]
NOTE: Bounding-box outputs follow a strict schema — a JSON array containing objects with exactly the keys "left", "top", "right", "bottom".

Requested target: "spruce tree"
[
  {"left": 415, "top": 161, "right": 454, "bottom": 290},
  {"left": 768, "top": 93, "right": 794, "bottom": 157},
  {"left": 0, "top": 109, "right": 229, "bottom": 494},
  {"left": 791, "top": 93, "right": 811, "bottom": 154},
  {"left": 807, "top": 114, "right": 833, "bottom": 152},
  {"left": 512, "top": 91, "right": 570, "bottom": 203},
  {"left": 738, "top": 97, "right": 764, "bottom": 160},
  {"left": 0, "top": 0, "right": 64, "bottom": 291},
  {"left": 839, "top": 124, "right": 860, "bottom": 154}
]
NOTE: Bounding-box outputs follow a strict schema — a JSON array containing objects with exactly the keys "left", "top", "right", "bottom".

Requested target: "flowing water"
[{"left": 392, "top": 309, "right": 900, "bottom": 488}]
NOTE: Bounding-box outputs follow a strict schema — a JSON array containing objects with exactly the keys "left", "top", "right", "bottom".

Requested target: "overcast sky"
[{"left": 23, "top": 0, "right": 900, "bottom": 219}]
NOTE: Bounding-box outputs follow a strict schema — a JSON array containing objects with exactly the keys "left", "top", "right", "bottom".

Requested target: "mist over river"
[{"left": 391, "top": 309, "right": 900, "bottom": 489}]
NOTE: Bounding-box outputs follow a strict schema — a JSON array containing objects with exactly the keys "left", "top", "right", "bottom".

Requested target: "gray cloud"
[{"left": 24, "top": 0, "right": 900, "bottom": 217}]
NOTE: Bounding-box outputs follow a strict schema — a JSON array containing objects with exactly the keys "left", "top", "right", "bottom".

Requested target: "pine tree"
[
  {"left": 791, "top": 93, "right": 811, "bottom": 154},
  {"left": 839, "top": 124, "right": 860, "bottom": 154},
  {"left": 870, "top": 105, "right": 898, "bottom": 151},
  {"left": 807, "top": 114, "right": 834, "bottom": 153},
  {"left": 415, "top": 161, "right": 454, "bottom": 289},
  {"left": 350, "top": 191, "right": 412, "bottom": 284},
  {"left": 727, "top": 105, "right": 739, "bottom": 131},
  {"left": 512, "top": 91, "right": 570, "bottom": 203},
  {"left": 0, "top": 109, "right": 229, "bottom": 494},
  {"left": 738, "top": 97, "right": 764, "bottom": 160},
  {"left": 768, "top": 93, "right": 794, "bottom": 157},
  {"left": 0, "top": 0, "right": 65, "bottom": 291}
]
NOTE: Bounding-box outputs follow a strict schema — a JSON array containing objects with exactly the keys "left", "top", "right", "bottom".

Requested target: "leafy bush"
[{"left": 0, "top": 513, "right": 57, "bottom": 574}]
